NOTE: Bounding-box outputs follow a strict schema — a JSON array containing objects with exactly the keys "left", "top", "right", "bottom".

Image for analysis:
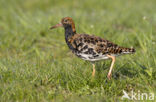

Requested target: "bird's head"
[
  {"left": 50, "top": 17, "right": 76, "bottom": 33},
  {"left": 61, "top": 17, "right": 75, "bottom": 27}
]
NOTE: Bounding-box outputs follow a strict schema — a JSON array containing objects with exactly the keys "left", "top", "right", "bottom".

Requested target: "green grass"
[{"left": 0, "top": 0, "right": 156, "bottom": 101}]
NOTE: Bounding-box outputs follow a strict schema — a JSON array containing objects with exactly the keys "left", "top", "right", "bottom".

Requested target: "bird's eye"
[{"left": 64, "top": 19, "right": 68, "bottom": 22}]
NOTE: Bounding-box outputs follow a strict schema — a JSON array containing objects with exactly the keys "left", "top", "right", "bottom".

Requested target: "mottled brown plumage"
[
  {"left": 50, "top": 17, "right": 135, "bottom": 80},
  {"left": 68, "top": 34, "right": 135, "bottom": 61}
]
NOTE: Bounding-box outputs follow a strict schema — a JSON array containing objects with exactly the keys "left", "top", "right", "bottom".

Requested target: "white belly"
[
  {"left": 76, "top": 53, "right": 120, "bottom": 61},
  {"left": 77, "top": 53, "right": 110, "bottom": 61}
]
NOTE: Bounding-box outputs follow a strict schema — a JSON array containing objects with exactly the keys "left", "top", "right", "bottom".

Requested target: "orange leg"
[
  {"left": 107, "top": 55, "right": 116, "bottom": 80},
  {"left": 92, "top": 63, "right": 95, "bottom": 77}
]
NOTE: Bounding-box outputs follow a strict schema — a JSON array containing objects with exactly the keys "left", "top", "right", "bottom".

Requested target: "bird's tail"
[{"left": 120, "top": 47, "right": 135, "bottom": 54}]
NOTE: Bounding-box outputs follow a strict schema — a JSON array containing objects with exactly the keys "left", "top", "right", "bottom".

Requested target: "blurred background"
[{"left": 0, "top": 0, "right": 156, "bottom": 101}]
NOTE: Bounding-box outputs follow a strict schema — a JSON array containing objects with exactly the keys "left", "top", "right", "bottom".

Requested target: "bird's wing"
[
  {"left": 69, "top": 34, "right": 135, "bottom": 55},
  {"left": 69, "top": 34, "right": 120, "bottom": 55}
]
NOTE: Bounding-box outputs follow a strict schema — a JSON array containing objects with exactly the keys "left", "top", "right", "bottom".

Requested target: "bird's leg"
[
  {"left": 107, "top": 55, "right": 116, "bottom": 80},
  {"left": 92, "top": 63, "right": 95, "bottom": 77}
]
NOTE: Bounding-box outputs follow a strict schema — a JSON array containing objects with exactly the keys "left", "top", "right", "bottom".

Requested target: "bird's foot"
[
  {"left": 107, "top": 74, "right": 112, "bottom": 80},
  {"left": 92, "top": 73, "right": 95, "bottom": 77}
]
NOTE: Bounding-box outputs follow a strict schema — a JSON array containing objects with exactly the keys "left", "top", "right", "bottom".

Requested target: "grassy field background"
[{"left": 0, "top": 0, "right": 156, "bottom": 101}]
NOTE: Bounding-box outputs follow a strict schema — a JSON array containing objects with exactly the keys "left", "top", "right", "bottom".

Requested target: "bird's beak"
[{"left": 50, "top": 23, "right": 63, "bottom": 29}]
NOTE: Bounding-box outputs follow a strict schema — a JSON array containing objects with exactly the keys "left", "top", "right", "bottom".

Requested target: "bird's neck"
[
  {"left": 64, "top": 25, "right": 76, "bottom": 50},
  {"left": 64, "top": 25, "right": 76, "bottom": 41}
]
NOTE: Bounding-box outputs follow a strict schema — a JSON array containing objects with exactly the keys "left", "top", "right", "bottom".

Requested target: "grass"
[{"left": 0, "top": 0, "right": 156, "bottom": 101}]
